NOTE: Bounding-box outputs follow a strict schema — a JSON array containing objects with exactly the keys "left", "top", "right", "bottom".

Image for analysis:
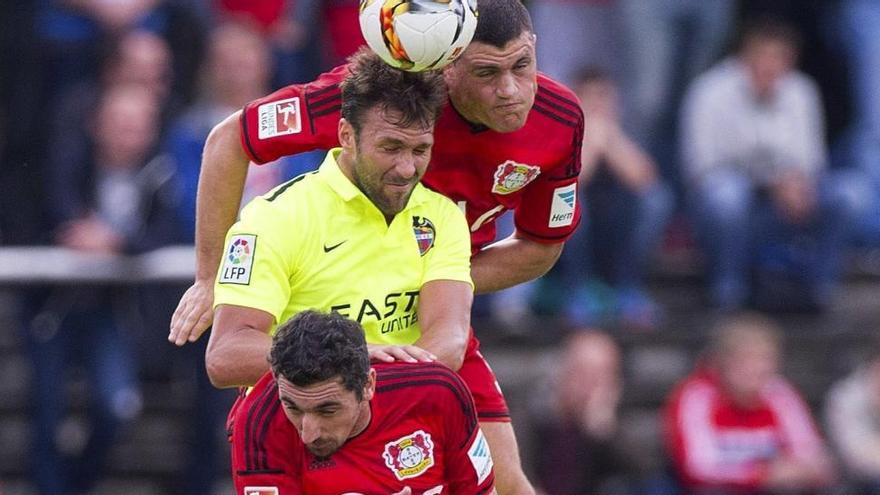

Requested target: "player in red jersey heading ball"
[{"left": 170, "top": 2, "right": 584, "bottom": 494}]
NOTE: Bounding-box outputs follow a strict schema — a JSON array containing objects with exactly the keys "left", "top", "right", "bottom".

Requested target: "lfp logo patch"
[
  {"left": 383, "top": 430, "right": 435, "bottom": 480},
  {"left": 257, "top": 97, "right": 301, "bottom": 139},
  {"left": 412, "top": 216, "right": 436, "bottom": 256},
  {"left": 220, "top": 234, "right": 256, "bottom": 285}
]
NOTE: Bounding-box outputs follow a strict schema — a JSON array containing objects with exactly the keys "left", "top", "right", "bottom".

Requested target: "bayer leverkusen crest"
[
  {"left": 412, "top": 216, "right": 435, "bottom": 256},
  {"left": 492, "top": 160, "right": 541, "bottom": 195},
  {"left": 383, "top": 430, "right": 435, "bottom": 481}
]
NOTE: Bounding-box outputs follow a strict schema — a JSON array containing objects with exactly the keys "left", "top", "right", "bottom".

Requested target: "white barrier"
[{"left": 0, "top": 246, "right": 196, "bottom": 284}]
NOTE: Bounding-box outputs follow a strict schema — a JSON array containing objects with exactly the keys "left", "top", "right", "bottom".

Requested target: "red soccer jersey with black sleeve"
[
  {"left": 240, "top": 66, "right": 583, "bottom": 253},
  {"left": 230, "top": 362, "right": 496, "bottom": 495}
]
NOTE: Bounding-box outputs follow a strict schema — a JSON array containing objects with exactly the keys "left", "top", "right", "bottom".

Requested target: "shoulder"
[
  {"left": 414, "top": 186, "right": 465, "bottom": 217},
  {"left": 782, "top": 71, "right": 822, "bottom": 103},
  {"left": 532, "top": 73, "right": 584, "bottom": 130},
  {"left": 233, "top": 373, "right": 301, "bottom": 474},
  {"left": 375, "top": 362, "right": 474, "bottom": 413},
  {"left": 239, "top": 170, "right": 322, "bottom": 223},
  {"left": 670, "top": 370, "right": 720, "bottom": 410}
]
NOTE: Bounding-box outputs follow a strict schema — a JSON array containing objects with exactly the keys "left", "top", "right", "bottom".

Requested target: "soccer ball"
[{"left": 359, "top": 0, "right": 478, "bottom": 72}]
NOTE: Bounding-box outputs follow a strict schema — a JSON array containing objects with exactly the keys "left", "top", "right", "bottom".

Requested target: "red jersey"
[
  {"left": 664, "top": 367, "right": 828, "bottom": 492},
  {"left": 231, "top": 363, "right": 495, "bottom": 495},
  {"left": 240, "top": 65, "right": 583, "bottom": 253}
]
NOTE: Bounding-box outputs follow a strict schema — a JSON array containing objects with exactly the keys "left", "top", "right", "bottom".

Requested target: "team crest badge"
[
  {"left": 383, "top": 430, "right": 435, "bottom": 480},
  {"left": 491, "top": 160, "right": 540, "bottom": 195},
  {"left": 412, "top": 216, "right": 435, "bottom": 256}
]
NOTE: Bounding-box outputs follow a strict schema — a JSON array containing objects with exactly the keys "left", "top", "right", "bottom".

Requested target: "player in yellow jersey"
[{"left": 206, "top": 50, "right": 473, "bottom": 389}]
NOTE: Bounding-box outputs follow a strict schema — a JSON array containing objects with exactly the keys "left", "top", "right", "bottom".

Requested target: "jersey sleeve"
[
  {"left": 422, "top": 195, "right": 473, "bottom": 288},
  {"left": 440, "top": 370, "right": 495, "bottom": 494},
  {"left": 213, "top": 198, "right": 299, "bottom": 323},
  {"left": 232, "top": 374, "right": 304, "bottom": 495},
  {"left": 513, "top": 100, "right": 583, "bottom": 244},
  {"left": 240, "top": 65, "right": 347, "bottom": 164}
]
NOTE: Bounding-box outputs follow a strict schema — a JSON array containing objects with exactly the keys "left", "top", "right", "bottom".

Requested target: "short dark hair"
[
  {"left": 738, "top": 16, "right": 802, "bottom": 54},
  {"left": 471, "top": 0, "right": 533, "bottom": 49},
  {"left": 269, "top": 310, "right": 371, "bottom": 400},
  {"left": 340, "top": 47, "right": 447, "bottom": 137}
]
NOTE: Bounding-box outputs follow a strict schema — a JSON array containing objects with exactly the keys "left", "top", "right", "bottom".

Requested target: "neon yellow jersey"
[{"left": 213, "top": 148, "right": 473, "bottom": 345}]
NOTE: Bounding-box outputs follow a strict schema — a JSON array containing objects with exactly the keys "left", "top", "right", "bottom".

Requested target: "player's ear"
[
  {"left": 363, "top": 368, "right": 377, "bottom": 401},
  {"left": 338, "top": 118, "right": 356, "bottom": 151}
]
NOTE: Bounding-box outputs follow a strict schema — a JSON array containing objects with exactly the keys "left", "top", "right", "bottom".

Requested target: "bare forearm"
[
  {"left": 194, "top": 112, "right": 250, "bottom": 281},
  {"left": 415, "top": 330, "right": 468, "bottom": 370},
  {"left": 471, "top": 234, "right": 563, "bottom": 294},
  {"left": 205, "top": 328, "right": 272, "bottom": 388},
  {"left": 416, "top": 280, "right": 472, "bottom": 370}
]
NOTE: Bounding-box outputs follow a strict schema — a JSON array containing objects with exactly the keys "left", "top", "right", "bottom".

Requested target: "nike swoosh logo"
[{"left": 323, "top": 241, "right": 347, "bottom": 253}]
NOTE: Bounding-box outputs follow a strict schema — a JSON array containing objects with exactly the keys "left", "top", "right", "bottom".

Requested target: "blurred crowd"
[{"left": 2, "top": 0, "right": 880, "bottom": 494}]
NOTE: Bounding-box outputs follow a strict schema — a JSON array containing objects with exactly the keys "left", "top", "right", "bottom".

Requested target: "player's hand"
[
  {"left": 391, "top": 487, "right": 412, "bottom": 495},
  {"left": 169, "top": 279, "right": 215, "bottom": 346},
  {"left": 368, "top": 344, "right": 436, "bottom": 364}
]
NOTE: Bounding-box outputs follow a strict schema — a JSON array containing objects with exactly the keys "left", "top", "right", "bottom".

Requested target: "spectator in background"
[
  {"left": 617, "top": 0, "right": 735, "bottom": 190},
  {"left": 214, "top": 0, "right": 322, "bottom": 86},
  {"left": 825, "top": 343, "right": 880, "bottom": 493},
  {"left": 681, "top": 18, "right": 861, "bottom": 311},
  {"left": 167, "top": 21, "right": 324, "bottom": 239},
  {"left": 665, "top": 313, "right": 835, "bottom": 494},
  {"left": 532, "top": 330, "right": 631, "bottom": 495},
  {"left": 24, "top": 84, "right": 182, "bottom": 494},
  {"left": 529, "top": 0, "right": 623, "bottom": 88},
  {"left": 561, "top": 68, "right": 673, "bottom": 329},
  {"left": 838, "top": 0, "right": 880, "bottom": 246},
  {"left": 49, "top": 29, "right": 175, "bottom": 187}
]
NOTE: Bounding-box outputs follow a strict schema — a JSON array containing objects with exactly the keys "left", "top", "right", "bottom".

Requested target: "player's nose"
[
  {"left": 300, "top": 416, "right": 322, "bottom": 443},
  {"left": 495, "top": 71, "right": 517, "bottom": 99},
  {"left": 393, "top": 155, "right": 418, "bottom": 180}
]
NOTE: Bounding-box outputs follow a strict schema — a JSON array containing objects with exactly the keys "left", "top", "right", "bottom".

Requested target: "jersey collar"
[{"left": 319, "top": 148, "right": 429, "bottom": 210}]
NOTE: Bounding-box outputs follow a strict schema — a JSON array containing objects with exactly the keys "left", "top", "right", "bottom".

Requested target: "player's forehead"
[
  {"left": 277, "top": 375, "right": 351, "bottom": 407},
  {"left": 459, "top": 32, "right": 535, "bottom": 69},
  {"left": 361, "top": 106, "right": 434, "bottom": 146}
]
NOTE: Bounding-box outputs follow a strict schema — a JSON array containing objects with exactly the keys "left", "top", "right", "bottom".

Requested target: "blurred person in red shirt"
[{"left": 665, "top": 313, "right": 835, "bottom": 494}]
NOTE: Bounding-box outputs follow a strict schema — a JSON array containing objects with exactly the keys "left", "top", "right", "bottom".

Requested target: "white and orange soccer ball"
[{"left": 359, "top": 0, "right": 478, "bottom": 72}]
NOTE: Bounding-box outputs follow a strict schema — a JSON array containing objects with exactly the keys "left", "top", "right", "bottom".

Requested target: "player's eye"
[
  {"left": 413, "top": 146, "right": 429, "bottom": 156},
  {"left": 318, "top": 409, "right": 338, "bottom": 417}
]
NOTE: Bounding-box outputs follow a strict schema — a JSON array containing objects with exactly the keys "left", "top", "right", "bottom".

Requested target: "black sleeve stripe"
[
  {"left": 236, "top": 468, "right": 286, "bottom": 476},
  {"left": 476, "top": 411, "right": 511, "bottom": 419},
  {"left": 537, "top": 85, "right": 581, "bottom": 112},
  {"left": 244, "top": 384, "right": 277, "bottom": 471},
  {"left": 532, "top": 103, "right": 579, "bottom": 129},
  {"left": 265, "top": 170, "right": 317, "bottom": 202},
  {"left": 376, "top": 379, "right": 477, "bottom": 447},
  {"left": 239, "top": 106, "right": 265, "bottom": 163},
  {"left": 305, "top": 86, "right": 341, "bottom": 134},
  {"left": 251, "top": 388, "right": 281, "bottom": 471},
  {"left": 257, "top": 399, "right": 283, "bottom": 471},
  {"left": 306, "top": 83, "right": 340, "bottom": 100},
  {"left": 312, "top": 104, "right": 342, "bottom": 119},
  {"left": 307, "top": 90, "right": 342, "bottom": 111},
  {"left": 534, "top": 93, "right": 580, "bottom": 122}
]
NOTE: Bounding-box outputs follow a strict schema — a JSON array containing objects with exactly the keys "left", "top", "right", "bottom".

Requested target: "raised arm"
[
  {"left": 205, "top": 304, "right": 275, "bottom": 388},
  {"left": 169, "top": 111, "right": 250, "bottom": 346}
]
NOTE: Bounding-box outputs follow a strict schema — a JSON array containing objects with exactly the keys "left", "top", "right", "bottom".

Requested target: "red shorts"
[{"left": 459, "top": 332, "right": 510, "bottom": 422}]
